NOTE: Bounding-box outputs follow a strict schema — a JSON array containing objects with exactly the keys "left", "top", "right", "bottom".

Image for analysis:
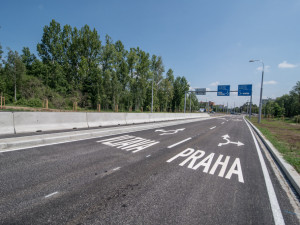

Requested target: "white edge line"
[
  {"left": 244, "top": 117, "right": 285, "bottom": 225},
  {"left": 113, "top": 167, "right": 121, "bottom": 171},
  {"left": 167, "top": 137, "right": 192, "bottom": 149},
  {"left": 45, "top": 191, "right": 58, "bottom": 198}
]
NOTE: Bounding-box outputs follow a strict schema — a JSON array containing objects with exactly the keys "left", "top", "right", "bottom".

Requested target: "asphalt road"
[{"left": 0, "top": 115, "right": 299, "bottom": 225}]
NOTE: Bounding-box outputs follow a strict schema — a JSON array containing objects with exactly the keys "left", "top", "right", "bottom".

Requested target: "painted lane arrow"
[
  {"left": 218, "top": 134, "right": 244, "bottom": 147},
  {"left": 155, "top": 128, "right": 185, "bottom": 135}
]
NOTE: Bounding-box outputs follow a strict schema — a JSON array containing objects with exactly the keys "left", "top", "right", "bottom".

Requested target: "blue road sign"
[
  {"left": 217, "top": 85, "right": 230, "bottom": 96},
  {"left": 195, "top": 88, "right": 206, "bottom": 95},
  {"left": 238, "top": 84, "right": 252, "bottom": 96}
]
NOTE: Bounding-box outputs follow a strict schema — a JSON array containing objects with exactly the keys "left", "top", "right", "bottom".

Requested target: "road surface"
[{"left": 0, "top": 115, "right": 299, "bottom": 224}]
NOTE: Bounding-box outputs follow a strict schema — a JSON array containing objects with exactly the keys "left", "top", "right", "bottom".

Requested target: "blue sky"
[{"left": 1, "top": 0, "right": 299, "bottom": 107}]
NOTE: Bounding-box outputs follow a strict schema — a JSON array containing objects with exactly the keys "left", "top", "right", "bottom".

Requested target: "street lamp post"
[{"left": 249, "top": 59, "right": 264, "bottom": 123}]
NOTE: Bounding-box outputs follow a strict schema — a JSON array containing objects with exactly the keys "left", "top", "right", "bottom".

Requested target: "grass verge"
[{"left": 248, "top": 117, "right": 300, "bottom": 173}]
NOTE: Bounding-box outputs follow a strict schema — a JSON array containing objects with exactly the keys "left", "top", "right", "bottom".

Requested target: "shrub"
[
  {"left": 293, "top": 115, "right": 300, "bottom": 123},
  {"left": 27, "top": 98, "right": 43, "bottom": 108},
  {"left": 15, "top": 98, "right": 28, "bottom": 106}
]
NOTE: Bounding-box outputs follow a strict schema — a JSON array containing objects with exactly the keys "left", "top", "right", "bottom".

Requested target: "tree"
[
  {"left": 289, "top": 81, "right": 300, "bottom": 116},
  {"left": 3, "top": 50, "right": 26, "bottom": 101},
  {"left": 134, "top": 47, "right": 150, "bottom": 110},
  {"left": 173, "top": 76, "right": 189, "bottom": 111},
  {"left": 37, "top": 19, "right": 63, "bottom": 64},
  {"left": 21, "top": 47, "right": 36, "bottom": 71},
  {"left": 150, "top": 55, "right": 164, "bottom": 111}
]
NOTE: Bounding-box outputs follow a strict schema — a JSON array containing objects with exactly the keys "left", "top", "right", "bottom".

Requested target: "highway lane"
[{"left": 0, "top": 115, "right": 299, "bottom": 224}]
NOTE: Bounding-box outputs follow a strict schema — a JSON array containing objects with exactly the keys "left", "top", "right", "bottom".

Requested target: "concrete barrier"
[
  {"left": 13, "top": 112, "right": 89, "bottom": 133},
  {"left": 125, "top": 113, "right": 150, "bottom": 124},
  {"left": 0, "top": 111, "right": 210, "bottom": 135},
  {"left": 149, "top": 113, "right": 167, "bottom": 122},
  {"left": 87, "top": 112, "right": 127, "bottom": 127},
  {"left": 0, "top": 112, "right": 15, "bottom": 135}
]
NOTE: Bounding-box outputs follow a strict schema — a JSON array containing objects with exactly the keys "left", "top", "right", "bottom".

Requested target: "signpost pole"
[{"left": 249, "top": 94, "right": 252, "bottom": 119}]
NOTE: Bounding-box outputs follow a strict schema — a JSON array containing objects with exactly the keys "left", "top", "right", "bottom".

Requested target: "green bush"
[
  {"left": 27, "top": 98, "right": 43, "bottom": 108},
  {"left": 293, "top": 115, "right": 300, "bottom": 123},
  {"left": 15, "top": 98, "right": 28, "bottom": 106}
]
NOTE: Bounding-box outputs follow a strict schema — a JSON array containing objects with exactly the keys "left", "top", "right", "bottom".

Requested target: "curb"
[{"left": 245, "top": 118, "right": 300, "bottom": 197}]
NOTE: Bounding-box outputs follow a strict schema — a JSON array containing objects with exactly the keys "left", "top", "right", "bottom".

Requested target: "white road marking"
[
  {"left": 167, "top": 138, "right": 192, "bottom": 148},
  {"left": 218, "top": 134, "right": 244, "bottom": 147},
  {"left": 113, "top": 167, "right": 121, "bottom": 171},
  {"left": 244, "top": 118, "right": 285, "bottom": 225},
  {"left": 155, "top": 128, "right": 185, "bottom": 135},
  {"left": 166, "top": 148, "right": 244, "bottom": 183},
  {"left": 146, "top": 155, "right": 151, "bottom": 157},
  {"left": 210, "top": 126, "right": 216, "bottom": 129},
  {"left": 221, "top": 122, "right": 225, "bottom": 124},
  {"left": 45, "top": 192, "right": 58, "bottom": 198},
  {"left": 99, "top": 135, "right": 159, "bottom": 153}
]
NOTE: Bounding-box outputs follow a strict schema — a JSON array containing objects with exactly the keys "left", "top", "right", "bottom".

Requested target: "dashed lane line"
[
  {"left": 167, "top": 138, "right": 192, "bottom": 149},
  {"left": 210, "top": 126, "right": 216, "bottom": 129}
]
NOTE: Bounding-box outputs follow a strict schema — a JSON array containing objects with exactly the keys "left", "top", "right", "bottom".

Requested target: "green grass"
[{"left": 248, "top": 117, "right": 300, "bottom": 173}]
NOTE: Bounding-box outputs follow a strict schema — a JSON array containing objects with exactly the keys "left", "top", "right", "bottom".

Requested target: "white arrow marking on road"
[
  {"left": 155, "top": 128, "right": 185, "bottom": 135},
  {"left": 218, "top": 134, "right": 244, "bottom": 147}
]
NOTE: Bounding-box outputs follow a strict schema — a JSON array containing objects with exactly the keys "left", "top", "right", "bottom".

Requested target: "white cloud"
[
  {"left": 263, "top": 80, "right": 277, "bottom": 85},
  {"left": 278, "top": 61, "right": 297, "bottom": 69},
  {"left": 256, "top": 65, "right": 270, "bottom": 72},
  {"left": 209, "top": 81, "right": 219, "bottom": 86}
]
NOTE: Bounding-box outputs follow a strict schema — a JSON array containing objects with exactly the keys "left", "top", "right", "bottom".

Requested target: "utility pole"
[
  {"left": 227, "top": 102, "right": 228, "bottom": 114},
  {"left": 189, "top": 93, "right": 191, "bottom": 113},
  {"left": 184, "top": 91, "right": 187, "bottom": 113},
  {"left": 14, "top": 61, "right": 17, "bottom": 102}
]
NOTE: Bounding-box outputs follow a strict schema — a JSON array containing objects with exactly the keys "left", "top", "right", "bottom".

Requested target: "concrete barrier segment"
[
  {"left": 13, "top": 112, "right": 89, "bottom": 133},
  {"left": 0, "top": 112, "right": 15, "bottom": 135},
  {"left": 87, "top": 112, "right": 127, "bottom": 127},
  {"left": 125, "top": 113, "right": 150, "bottom": 124}
]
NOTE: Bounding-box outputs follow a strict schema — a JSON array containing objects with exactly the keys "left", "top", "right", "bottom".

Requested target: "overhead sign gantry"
[{"left": 184, "top": 84, "right": 253, "bottom": 116}]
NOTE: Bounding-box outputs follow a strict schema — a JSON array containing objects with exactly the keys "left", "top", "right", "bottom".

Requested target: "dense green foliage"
[
  {"left": 239, "top": 81, "right": 300, "bottom": 119},
  {"left": 261, "top": 81, "right": 300, "bottom": 119},
  {"left": 0, "top": 20, "right": 199, "bottom": 112}
]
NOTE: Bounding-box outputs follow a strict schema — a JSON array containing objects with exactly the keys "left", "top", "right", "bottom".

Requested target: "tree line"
[
  {"left": 261, "top": 81, "right": 300, "bottom": 119},
  {"left": 238, "top": 81, "right": 300, "bottom": 121},
  {"left": 0, "top": 19, "right": 200, "bottom": 112}
]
